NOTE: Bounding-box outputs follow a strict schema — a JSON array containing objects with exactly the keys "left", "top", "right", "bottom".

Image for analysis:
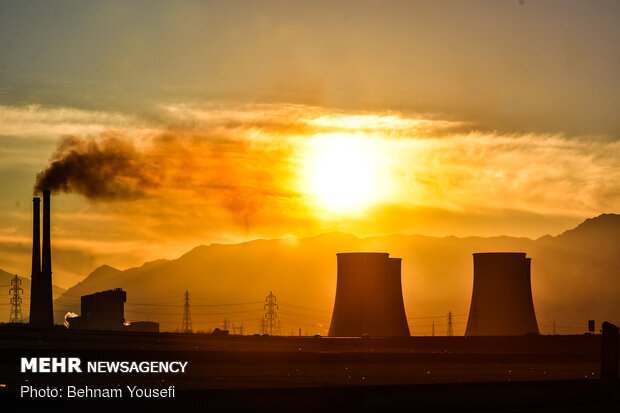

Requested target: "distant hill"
[
  {"left": 53, "top": 214, "right": 620, "bottom": 335},
  {"left": 0, "top": 269, "right": 66, "bottom": 323}
]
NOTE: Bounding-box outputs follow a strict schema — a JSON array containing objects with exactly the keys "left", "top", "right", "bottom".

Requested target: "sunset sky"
[{"left": 1, "top": 0, "right": 619, "bottom": 287}]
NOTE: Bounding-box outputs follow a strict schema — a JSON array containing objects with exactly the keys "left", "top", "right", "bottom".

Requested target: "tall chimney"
[
  {"left": 29, "top": 197, "right": 42, "bottom": 326},
  {"left": 42, "top": 190, "right": 51, "bottom": 279},
  {"left": 39, "top": 190, "right": 54, "bottom": 327}
]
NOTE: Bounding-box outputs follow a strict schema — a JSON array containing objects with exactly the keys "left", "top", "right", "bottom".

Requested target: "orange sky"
[
  {"left": 0, "top": 1, "right": 619, "bottom": 287},
  {"left": 1, "top": 103, "right": 618, "bottom": 287}
]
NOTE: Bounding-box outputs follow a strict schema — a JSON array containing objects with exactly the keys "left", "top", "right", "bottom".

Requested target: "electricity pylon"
[
  {"left": 264, "top": 291, "right": 278, "bottom": 335},
  {"left": 9, "top": 275, "right": 24, "bottom": 323},
  {"left": 447, "top": 311, "right": 454, "bottom": 337},
  {"left": 181, "top": 289, "right": 192, "bottom": 333}
]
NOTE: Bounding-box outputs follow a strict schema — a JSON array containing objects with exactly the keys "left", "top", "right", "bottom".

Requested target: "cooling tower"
[
  {"left": 30, "top": 190, "right": 54, "bottom": 327},
  {"left": 465, "top": 252, "right": 539, "bottom": 336},
  {"left": 328, "top": 252, "right": 410, "bottom": 337}
]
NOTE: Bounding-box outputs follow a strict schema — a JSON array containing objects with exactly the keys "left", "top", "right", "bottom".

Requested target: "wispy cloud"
[{"left": 1, "top": 102, "right": 618, "bottom": 285}]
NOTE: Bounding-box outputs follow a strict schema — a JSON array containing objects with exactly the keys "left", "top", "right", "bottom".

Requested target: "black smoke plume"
[{"left": 34, "top": 135, "right": 161, "bottom": 199}]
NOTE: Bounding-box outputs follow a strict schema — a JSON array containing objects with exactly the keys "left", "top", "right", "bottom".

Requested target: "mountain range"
[{"left": 43, "top": 214, "right": 620, "bottom": 335}]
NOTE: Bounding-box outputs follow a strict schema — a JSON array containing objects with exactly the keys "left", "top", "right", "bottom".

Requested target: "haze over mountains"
[{"left": 5, "top": 214, "right": 618, "bottom": 335}]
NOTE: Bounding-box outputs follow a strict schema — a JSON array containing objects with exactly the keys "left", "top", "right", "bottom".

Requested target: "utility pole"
[
  {"left": 223, "top": 317, "right": 229, "bottom": 331},
  {"left": 239, "top": 322, "right": 244, "bottom": 336},
  {"left": 264, "top": 291, "right": 279, "bottom": 335},
  {"left": 9, "top": 275, "right": 24, "bottom": 323},
  {"left": 181, "top": 289, "right": 192, "bottom": 333},
  {"left": 447, "top": 311, "right": 453, "bottom": 337}
]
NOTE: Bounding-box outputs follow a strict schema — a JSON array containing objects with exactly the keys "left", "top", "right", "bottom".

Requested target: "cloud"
[
  {"left": 0, "top": 104, "right": 151, "bottom": 138},
  {"left": 23, "top": 102, "right": 620, "bottom": 221},
  {"left": 1, "top": 101, "right": 619, "bottom": 288}
]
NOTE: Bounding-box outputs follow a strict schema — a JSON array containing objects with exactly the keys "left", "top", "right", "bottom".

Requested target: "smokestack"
[
  {"left": 29, "top": 197, "right": 41, "bottom": 326},
  {"left": 328, "top": 252, "right": 410, "bottom": 337},
  {"left": 31, "top": 190, "right": 54, "bottom": 328},
  {"left": 42, "top": 190, "right": 51, "bottom": 278},
  {"left": 465, "top": 252, "right": 539, "bottom": 336}
]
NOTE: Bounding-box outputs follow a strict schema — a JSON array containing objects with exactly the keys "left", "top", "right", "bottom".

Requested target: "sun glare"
[{"left": 304, "top": 134, "right": 383, "bottom": 214}]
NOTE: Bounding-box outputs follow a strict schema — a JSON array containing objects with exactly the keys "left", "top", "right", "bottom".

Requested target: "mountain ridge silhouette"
[{"left": 50, "top": 213, "right": 620, "bottom": 334}]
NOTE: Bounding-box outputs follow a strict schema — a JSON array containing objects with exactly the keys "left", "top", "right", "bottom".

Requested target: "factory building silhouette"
[
  {"left": 465, "top": 252, "right": 539, "bottom": 336},
  {"left": 29, "top": 190, "right": 54, "bottom": 328},
  {"left": 67, "top": 288, "right": 159, "bottom": 332},
  {"left": 329, "top": 252, "right": 410, "bottom": 337},
  {"left": 68, "top": 289, "right": 127, "bottom": 331}
]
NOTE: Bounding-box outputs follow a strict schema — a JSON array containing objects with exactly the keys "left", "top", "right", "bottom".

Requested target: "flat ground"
[{"left": 0, "top": 327, "right": 617, "bottom": 411}]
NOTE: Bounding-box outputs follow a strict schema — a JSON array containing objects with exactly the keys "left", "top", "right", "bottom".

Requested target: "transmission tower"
[
  {"left": 447, "top": 311, "right": 454, "bottom": 337},
  {"left": 9, "top": 275, "right": 24, "bottom": 323},
  {"left": 263, "top": 291, "right": 279, "bottom": 335},
  {"left": 181, "top": 290, "right": 193, "bottom": 333}
]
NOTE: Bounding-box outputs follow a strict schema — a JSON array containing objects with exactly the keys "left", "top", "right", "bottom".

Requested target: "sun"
[{"left": 303, "top": 134, "right": 383, "bottom": 213}]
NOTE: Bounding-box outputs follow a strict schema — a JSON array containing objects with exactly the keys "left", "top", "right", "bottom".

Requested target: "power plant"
[
  {"left": 465, "top": 252, "right": 539, "bottom": 336},
  {"left": 29, "top": 190, "right": 54, "bottom": 328},
  {"left": 21, "top": 191, "right": 540, "bottom": 339},
  {"left": 328, "top": 252, "right": 410, "bottom": 337}
]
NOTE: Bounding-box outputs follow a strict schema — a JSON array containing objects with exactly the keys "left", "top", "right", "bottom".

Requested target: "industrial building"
[
  {"left": 328, "top": 252, "right": 410, "bottom": 337},
  {"left": 67, "top": 288, "right": 160, "bottom": 332},
  {"left": 465, "top": 252, "right": 539, "bottom": 336},
  {"left": 29, "top": 190, "right": 54, "bottom": 328},
  {"left": 68, "top": 289, "right": 127, "bottom": 331}
]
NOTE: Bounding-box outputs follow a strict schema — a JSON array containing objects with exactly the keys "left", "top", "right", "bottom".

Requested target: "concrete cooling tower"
[
  {"left": 328, "top": 252, "right": 410, "bottom": 337},
  {"left": 465, "top": 252, "right": 539, "bottom": 336}
]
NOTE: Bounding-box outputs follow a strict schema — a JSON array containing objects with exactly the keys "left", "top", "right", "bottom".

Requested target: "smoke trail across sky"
[{"left": 34, "top": 134, "right": 161, "bottom": 199}]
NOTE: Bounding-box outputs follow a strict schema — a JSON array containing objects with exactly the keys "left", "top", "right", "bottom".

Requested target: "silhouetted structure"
[
  {"left": 181, "top": 289, "right": 192, "bottom": 333},
  {"left": 447, "top": 311, "right": 454, "bottom": 337},
  {"left": 29, "top": 192, "right": 54, "bottom": 328},
  {"left": 68, "top": 288, "right": 127, "bottom": 331},
  {"left": 67, "top": 288, "right": 160, "bottom": 332},
  {"left": 28, "top": 197, "right": 40, "bottom": 325},
  {"left": 601, "top": 322, "right": 619, "bottom": 382},
  {"left": 8, "top": 275, "right": 24, "bottom": 323},
  {"left": 465, "top": 252, "right": 539, "bottom": 336},
  {"left": 263, "top": 291, "right": 278, "bottom": 335},
  {"left": 329, "top": 252, "right": 410, "bottom": 337}
]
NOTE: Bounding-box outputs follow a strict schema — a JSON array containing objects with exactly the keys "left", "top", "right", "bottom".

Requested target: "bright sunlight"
[{"left": 303, "top": 134, "right": 385, "bottom": 214}]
